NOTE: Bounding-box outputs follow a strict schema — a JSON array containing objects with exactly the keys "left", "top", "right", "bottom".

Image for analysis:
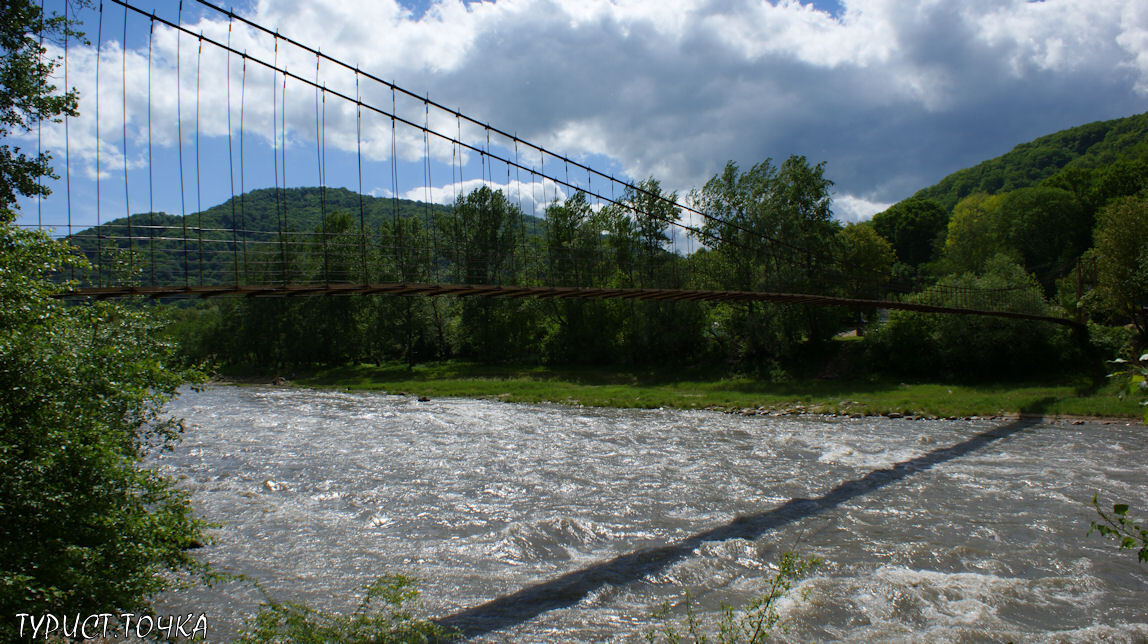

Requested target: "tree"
[
  {"left": 0, "top": 0, "right": 88, "bottom": 212},
  {"left": 836, "top": 223, "right": 894, "bottom": 299},
  {"left": 1089, "top": 195, "right": 1148, "bottom": 340},
  {"left": 441, "top": 186, "right": 538, "bottom": 361},
  {"left": 943, "top": 193, "right": 1007, "bottom": 274},
  {"left": 0, "top": 224, "right": 207, "bottom": 635},
  {"left": 995, "top": 187, "right": 1089, "bottom": 289},
  {"left": 626, "top": 178, "right": 682, "bottom": 287},
  {"left": 865, "top": 256, "right": 1077, "bottom": 379},
  {"left": 544, "top": 191, "right": 597, "bottom": 287},
  {"left": 870, "top": 198, "right": 947, "bottom": 267},
  {"left": 691, "top": 156, "right": 841, "bottom": 365},
  {"left": 836, "top": 223, "right": 895, "bottom": 333},
  {"left": 442, "top": 186, "right": 523, "bottom": 285},
  {"left": 0, "top": 3, "right": 206, "bottom": 635}
]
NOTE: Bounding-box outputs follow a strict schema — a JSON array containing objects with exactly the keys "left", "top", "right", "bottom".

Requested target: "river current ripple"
[{"left": 155, "top": 385, "right": 1147, "bottom": 642}]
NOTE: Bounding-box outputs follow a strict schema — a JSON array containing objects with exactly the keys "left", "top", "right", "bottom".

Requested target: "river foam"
[{"left": 155, "top": 386, "right": 1148, "bottom": 642}]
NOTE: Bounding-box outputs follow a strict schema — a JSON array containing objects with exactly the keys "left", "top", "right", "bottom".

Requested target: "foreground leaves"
[
  {"left": 0, "top": 223, "right": 206, "bottom": 638},
  {"left": 239, "top": 575, "right": 456, "bottom": 643},
  {"left": 645, "top": 552, "right": 820, "bottom": 643},
  {"left": 1089, "top": 495, "right": 1148, "bottom": 563}
]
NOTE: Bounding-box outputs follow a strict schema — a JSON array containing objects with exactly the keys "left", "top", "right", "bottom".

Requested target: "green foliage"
[
  {"left": 1086, "top": 322, "right": 1136, "bottom": 364},
  {"left": 835, "top": 223, "right": 894, "bottom": 299},
  {"left": 0, "top": 0, "right": 90, "bottom": 210},
  {"left": 942, "top": 193, "right": 1007, "bottom": 274},
  {"left": 442, "top": 186, "right": 524, "bottom": 285},
  {"left": 869, "top": 198, "right": 947, "bottom": 267},
  {"left": 238, "top": 575, "right": 456, "bottom": 644},
  {"left": 913, "top": 112, "right": 1148, "bottom": 211},
  {"left": 1087, "top": 195, "right": 1148, "bottom": 339},
  {"left": 865, "top": 256, "right": 1077, "bottom": 379},
  {"left": 942, "top": 188, "right": 1090, "bottom": 289},
  {"left": 1043, "top": 145, "right": 1148, "bottom": 213},
  {"left": 691, "top": 156, "right": 843, "bottom": 365},
  {"left": 1107, "top": 352, "right": 1148, "bottom": 423},
  {"left": 0, "top": 222, "right": 206, "bottom": 638},
  {"left": 1089, "top": 495, "right": 1148, "bottom": 563},
  {"left": 645, "top": 552, "right": 819, "bottom": 643},
  {"left": 995, "top": 187, "right": 1090, "bottom": 287}
]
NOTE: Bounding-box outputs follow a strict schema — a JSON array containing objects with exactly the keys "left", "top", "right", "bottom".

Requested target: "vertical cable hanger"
[
  {"left": 239, "top": 51, "right": 249, "bottom": 285},
  {"left": 280, "top": 60, "right": 289, "bottom": 281},
  {"left": 225, "top": 18, "right": 238, "bottom": 286},
  {"left": 64, "top": 0, "right": 74, "bottom": 280},
  {"left": 389, "top": 83, "right": 400, "bottom": 278},
  {"left": 587, "top": 166, "right": 594, "bottom": 284},
  {"left": 95, "top": 0, "right": 104, "bottom": 286},
  {"left": 177, "top": 1, "right": 189, "bottom": 288},
  {"left": 480, "top": 128, "right": 488, "bottom": 194},
  {"left": 121, "top": 4, "right": 132, "bottom": 278},
  {"left": 532, "top": 147, "right": 540, "bottom": 283},
  {"left": 453, "top": 112, "right": 463, "bottom": 281},
  {"left": 423, "top": 93, "right": 434, "bottom": 281},
  {"left": 36, "top": 0, "right": 44, "bottom": 229},
  {"left": 355, "top": 69, "right": 367, "bottom": 285},
  {"left": 272, "top": 36, "right": 283, "bottom": 284},
  {"left": 506, "top": 133, "right": 518, "bottom": 278},
  {"left": 146, "top": 16, "right": 154, "bottom": 286},
  {"left": 515, "top": 136, "right": 527, "bottom": 275},
  {"left": 314, "top": 53, "right": 328, "bottom": 285},
  {"left": 322, "top": 84, "right": 330, "bottom": 281},
  {"left": 452, "top": 111, "right": 462, "bottom": 282},
  {"left": 195, "top": 32, "right": 204, "bottom": 285},
  {"left": 455, "top": 112, "right": 463, "bottom": 205}
]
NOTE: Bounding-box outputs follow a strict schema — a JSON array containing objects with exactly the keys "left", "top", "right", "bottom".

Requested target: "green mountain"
[
  {"left": 68, "top": 186, "right": 544, "bottom": 287},
  {"left": 912, "top": 111, "right": 1148, "bottom": 211}
]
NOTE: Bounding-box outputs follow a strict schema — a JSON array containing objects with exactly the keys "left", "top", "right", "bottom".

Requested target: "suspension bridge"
[{"left": 23, "top": 0, "right": 1079, "bottom": 328}]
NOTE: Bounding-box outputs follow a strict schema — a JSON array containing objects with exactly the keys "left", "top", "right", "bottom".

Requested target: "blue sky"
[{"left": 10, "top": 0, "right": 1148, "bottom": 232}]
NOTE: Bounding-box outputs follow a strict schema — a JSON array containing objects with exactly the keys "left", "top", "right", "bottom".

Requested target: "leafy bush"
[
  {"left": 1087, "top": 323, "right": 1135, "bottom": 363},
  {"left": 239, "top": 575, "right": 456, "bottom": 643},
  {"left": 865, "top": 256, "right": 1079, "bottom": 379},
  {"left": 1090, "top": 495, "right": 1148, "bottom": 563},
  {"left": 645, "top": 552, "right": 819, "bottom": 643},
  {"left": 0, "top": 224, "right": 205, "bottom": 638}
]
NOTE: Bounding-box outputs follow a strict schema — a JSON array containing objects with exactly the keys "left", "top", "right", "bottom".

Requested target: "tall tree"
[
  {"left": 1090, "top": 195, "right": 1148, "bottom": 340},
  {"left": 692, "top": 156, "right": 840, "bottom": 364},
  {"left": 0, "top": 0, "right": 88, "bottom": 213},
  {"left": 870, "top": 198, "right": 947, "bottom": 268},
  {"left": 1, "top": 3, "right": 205, "bottom": 634}
]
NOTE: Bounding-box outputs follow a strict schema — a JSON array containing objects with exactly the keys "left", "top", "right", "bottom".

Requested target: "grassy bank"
[{"left": 274, "top": 362, "right": 1145, "bottom": 421}]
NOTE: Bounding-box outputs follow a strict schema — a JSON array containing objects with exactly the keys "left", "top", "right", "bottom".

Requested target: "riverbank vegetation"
[
  {"left": 0, "top": 2, "right": 209, "bottom": 638},
  {"left": 155, "top": 113, "right": 1148, "bottom": 419},
  {"left": 281, "top": 360, "right": 1140, "bottom": 420}
]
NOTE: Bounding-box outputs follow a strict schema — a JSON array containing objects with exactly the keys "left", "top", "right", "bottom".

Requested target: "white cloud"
[
  {"left": 834, "top": 193, "right": 892, "bottom": 223},
  {"left": 20, "top": 0, "right": 1148, "bottom": 225},
  {"left": 402, "top": 176, "right": 568, "bottom": 214}
]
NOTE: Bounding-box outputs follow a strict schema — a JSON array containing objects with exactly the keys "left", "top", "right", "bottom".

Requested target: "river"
[{"left": 154, "top": 385, "right": 1147, "bottom": 642}]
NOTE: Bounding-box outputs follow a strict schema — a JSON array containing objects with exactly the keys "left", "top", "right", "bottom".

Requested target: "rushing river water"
[{"left": 154, "top": 385, "right": 1148, "bottom": 642}]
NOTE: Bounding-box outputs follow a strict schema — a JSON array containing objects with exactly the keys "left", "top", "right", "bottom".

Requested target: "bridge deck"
[{"left": 58, "top": 283, "right": 1081, "bottom": 327}]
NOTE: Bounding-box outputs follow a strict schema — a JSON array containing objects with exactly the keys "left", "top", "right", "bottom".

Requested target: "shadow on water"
[{"left": 435, "top": 415, "right": 1042, "bottom": 638}]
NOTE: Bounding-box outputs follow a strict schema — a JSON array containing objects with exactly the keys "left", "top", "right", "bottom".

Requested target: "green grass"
[{"left": 280, "top": 362, "right": 1145, "bottom": 420}]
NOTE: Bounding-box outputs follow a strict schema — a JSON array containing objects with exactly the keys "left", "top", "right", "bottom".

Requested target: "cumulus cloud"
[
  {"left": 21, "top": 0, "right": 1148, "bottom": 227},
  {"left": 833, "top": 193, "right": 893, "bottom": 223},
  {"left": 401, "top": 176, "right": 568, "bottom": 214}
]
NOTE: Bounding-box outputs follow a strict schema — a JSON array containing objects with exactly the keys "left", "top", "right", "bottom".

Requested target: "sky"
[{"left": 10, "top": 0, "right": 1148, "bottom": 232}]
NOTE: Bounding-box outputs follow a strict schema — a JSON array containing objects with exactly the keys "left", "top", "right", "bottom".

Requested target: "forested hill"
[
  {"left": 77, "top": 187, "right": 453, "bottom": 241},
  {"left": 67, "top": 186, "right": 546, "bottom": 286},
  {"left": 912, "top": 111, "right": 1148, "bottom": 211}
]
